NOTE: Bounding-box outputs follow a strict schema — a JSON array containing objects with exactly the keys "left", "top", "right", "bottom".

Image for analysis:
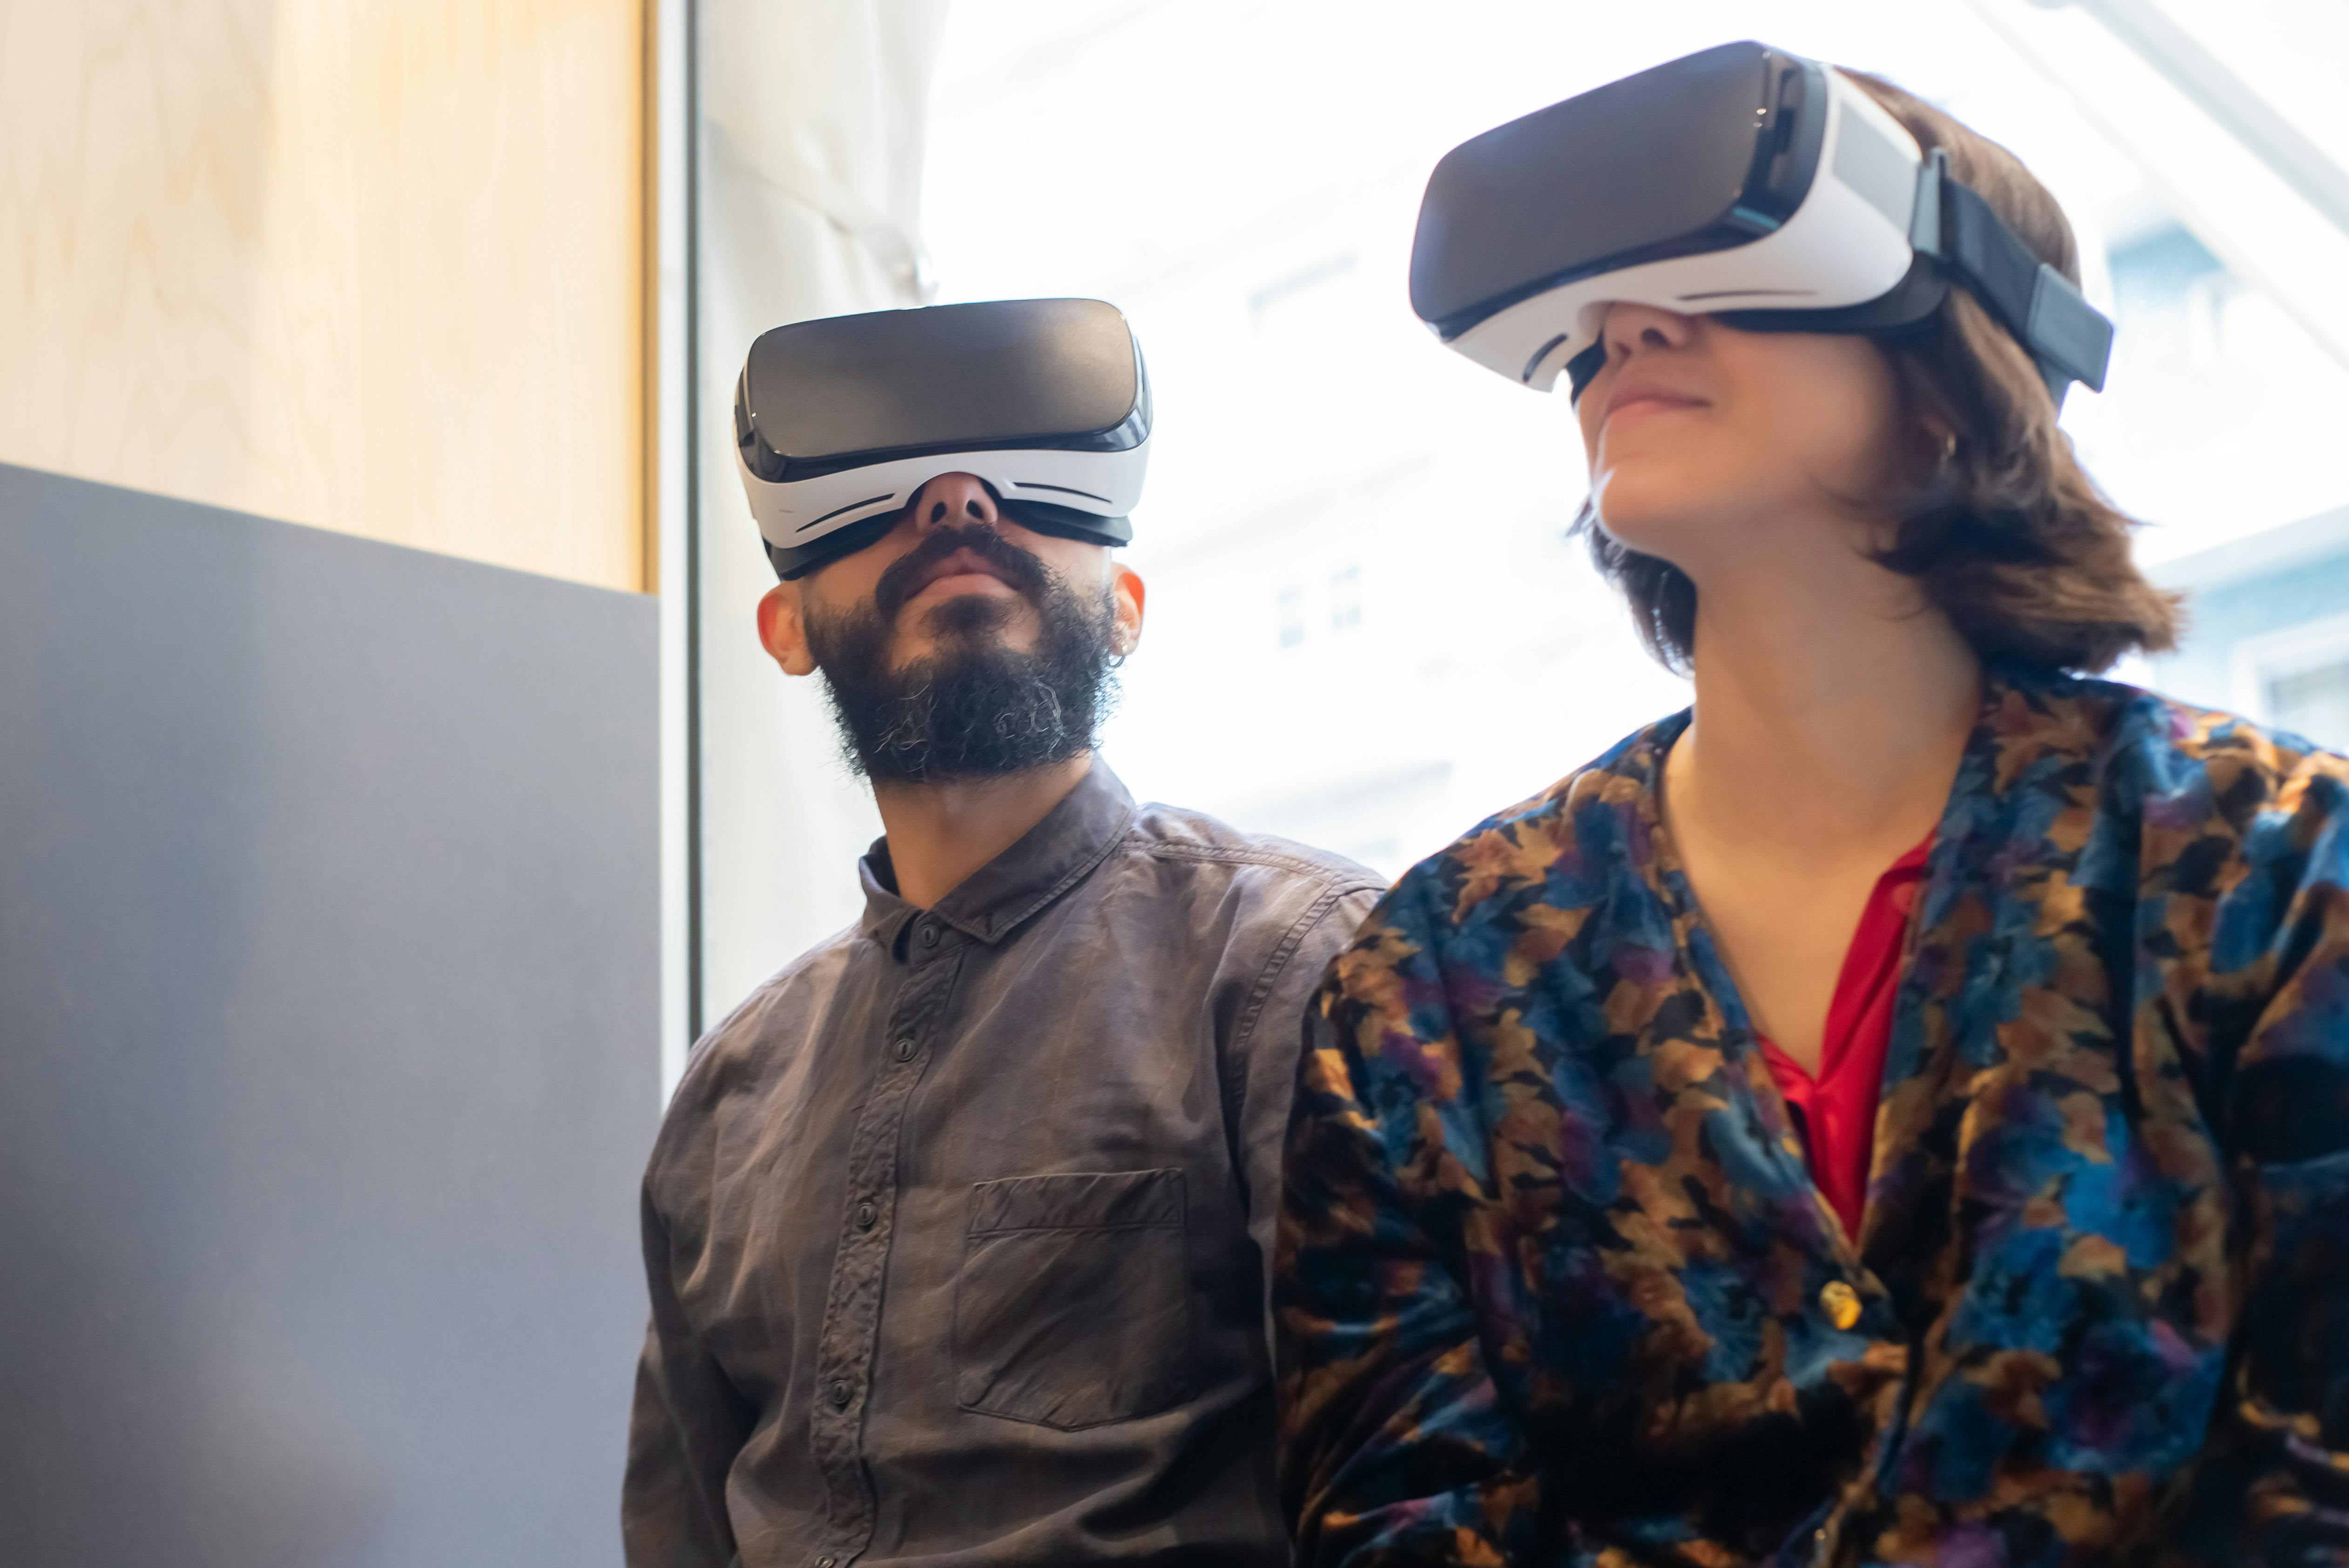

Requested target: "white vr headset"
[
  {"left": 735, "top": 297, "right": 1151, "bottom": 580},
  {"left": 1410, "top": 41, "right": 2114, "bottom": 407}
]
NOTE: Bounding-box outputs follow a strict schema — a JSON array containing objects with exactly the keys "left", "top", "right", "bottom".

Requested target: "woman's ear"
[
  {"left": 1108, "top": 563, "right": 1146, "bottom": 659},
  {"left": 756, "top": 583, "right": 819, "bottom": 677},
  {"left": 1917, "top": 420, "right": 1962, "bottom": 489}
]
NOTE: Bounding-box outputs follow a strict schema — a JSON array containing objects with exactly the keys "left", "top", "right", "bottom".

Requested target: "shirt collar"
[{"left": 856, "top": 757, "right": 1138, "bottom": 950}]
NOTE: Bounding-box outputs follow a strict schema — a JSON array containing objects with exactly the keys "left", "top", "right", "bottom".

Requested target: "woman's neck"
[{"left": 1666, "top": 547, "right": 1982, "bottom": 861}]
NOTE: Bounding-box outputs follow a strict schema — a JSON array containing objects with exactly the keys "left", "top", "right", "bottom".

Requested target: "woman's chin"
[
  {"left": 1592, "top": 466, "right": 1761, "bottom": 559},
  {"left": 1589, "top": 493, "right": 1693, "bottom": 560}
]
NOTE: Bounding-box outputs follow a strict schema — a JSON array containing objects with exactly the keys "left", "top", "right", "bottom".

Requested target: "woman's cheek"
[{"left": 1573, "top": 402, "right": 1606, "bottom": 471}]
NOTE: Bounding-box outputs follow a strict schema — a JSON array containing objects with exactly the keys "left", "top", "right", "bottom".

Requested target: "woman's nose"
[
  {"left": 1600, "top": 302, "right": 1695, "bottom": 362},
  {"left": 910, "top": 473, "right": 999, "bottom": 531}
]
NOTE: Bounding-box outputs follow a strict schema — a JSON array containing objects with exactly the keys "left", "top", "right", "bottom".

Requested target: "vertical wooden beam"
[{"left": 639, "top": 0, "right": 661, "bottom": 596}]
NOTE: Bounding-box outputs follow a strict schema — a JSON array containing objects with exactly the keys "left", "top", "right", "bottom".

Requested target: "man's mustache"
[{"left": 872, "top": 524, "right": 1053, "bottom": 623}]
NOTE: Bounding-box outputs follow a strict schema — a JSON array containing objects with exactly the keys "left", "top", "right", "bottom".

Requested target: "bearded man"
[{"left": 622, "top": 301, "right": 1381, "bottom": 1568}]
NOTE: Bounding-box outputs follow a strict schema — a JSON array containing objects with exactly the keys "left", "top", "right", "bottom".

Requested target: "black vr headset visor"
[
  {"left": 736, "top": 297, "right": 1152, "bottom": 581},
  {"left": 1409, "top": 41, "right": 2113, "bottom": 407}
]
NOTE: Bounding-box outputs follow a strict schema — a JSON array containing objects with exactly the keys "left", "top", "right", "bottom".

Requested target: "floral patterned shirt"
[{"left": 1276, "top": 667, "right": 2349, "bottom": 1566}]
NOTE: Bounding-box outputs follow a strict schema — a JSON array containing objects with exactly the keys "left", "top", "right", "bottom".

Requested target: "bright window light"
[{"left": 923, "top": 0, "right": 2349, "bottom": 872}]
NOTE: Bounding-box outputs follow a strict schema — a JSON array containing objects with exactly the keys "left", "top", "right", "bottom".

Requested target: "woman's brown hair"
[{"left": 1583, "top": 70, "right": 2181, "bottom": 674}]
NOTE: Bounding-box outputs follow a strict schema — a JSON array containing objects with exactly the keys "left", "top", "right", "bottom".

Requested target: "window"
[
  {"left": 2221, "top": 606, "right": 2349, "bottom": 750},
  {"left": 2268, "top": 662, "right": 2349, "bottom": 747},
  {"left": 924, "top": 0, "right": 2349, "bottom": 877},
  {"left": 1276, "top": 585, "right": 1306, "bottom": 649},
  {"left": 2107, "top": 224, "right": 2232, "bottom": 363},
  {"left": 1330, "top": 565, "right": 1361, "bottom": 632}
]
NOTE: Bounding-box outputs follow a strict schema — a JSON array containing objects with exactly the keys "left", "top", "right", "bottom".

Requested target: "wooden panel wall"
[{"left": 0, "top": 1, "right": 647, "bottom": 593}]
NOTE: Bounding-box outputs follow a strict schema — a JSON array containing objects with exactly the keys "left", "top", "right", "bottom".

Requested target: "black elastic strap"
[{"left": 1915, "top": 149, "right": 2113, "bottom": 402}]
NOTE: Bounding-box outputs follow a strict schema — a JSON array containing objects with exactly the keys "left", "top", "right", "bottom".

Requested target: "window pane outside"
[{"left": 922, "top": 0, "right": 2349, "bottom": 874}]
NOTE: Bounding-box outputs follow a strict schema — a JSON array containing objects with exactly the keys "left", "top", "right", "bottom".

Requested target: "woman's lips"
[{"left": 1602, "top": 395, "right": 1704, "bottom": 435}]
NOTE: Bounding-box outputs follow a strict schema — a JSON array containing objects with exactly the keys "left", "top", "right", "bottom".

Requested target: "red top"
[{"left": 1757, "top": 834, "right": 1933, "bottom": 1242}]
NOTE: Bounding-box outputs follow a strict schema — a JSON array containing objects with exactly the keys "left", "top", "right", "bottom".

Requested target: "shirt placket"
[{"left": 806, "top": 912, "right": 964, "bottom": 1568}]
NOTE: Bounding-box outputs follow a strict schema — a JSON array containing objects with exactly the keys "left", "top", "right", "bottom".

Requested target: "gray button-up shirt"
[{"left": 624, "top": 761, "right": 1382, "bottom": 1567}]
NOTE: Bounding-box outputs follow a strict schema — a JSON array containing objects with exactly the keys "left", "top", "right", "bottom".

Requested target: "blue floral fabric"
[{"left": 1276, "top": 667, "right": 2349, "bottom": 1566}]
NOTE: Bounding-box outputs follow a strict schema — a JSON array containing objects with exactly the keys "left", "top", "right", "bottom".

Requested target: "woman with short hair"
[{"left": 1276, "top": 68, "right": 2349, "bottom": 1566}]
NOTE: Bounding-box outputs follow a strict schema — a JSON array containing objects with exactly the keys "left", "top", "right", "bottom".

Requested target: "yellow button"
[{"left": 1820, "top": 1280, "right": 1862, "bottom": 1331}]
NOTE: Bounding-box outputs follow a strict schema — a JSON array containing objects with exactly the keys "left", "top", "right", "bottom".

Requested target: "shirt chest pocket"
[{"left": 953, "top": 1168, "right": 1192, "bottom": 1430}]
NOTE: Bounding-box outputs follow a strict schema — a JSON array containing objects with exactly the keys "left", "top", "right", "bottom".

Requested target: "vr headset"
[
  {"left": 1409, "top": 41, "right": 2113, "bottom": 408},
  {"left": 735, "top": 297, "right": 1151, "bottom": 580}
]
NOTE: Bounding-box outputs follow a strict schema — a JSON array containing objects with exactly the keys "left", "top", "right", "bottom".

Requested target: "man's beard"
[{"left": 802, "top": 525, "right": 1121, "bottom": 785}]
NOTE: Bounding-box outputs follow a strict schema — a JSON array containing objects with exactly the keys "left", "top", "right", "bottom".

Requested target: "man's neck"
[
  {"left": 1665, "top": 542, "right": 1983, "bottom": 863},
  {"left": 871, "top": 753, "right": 1096, "bottom": 910}
]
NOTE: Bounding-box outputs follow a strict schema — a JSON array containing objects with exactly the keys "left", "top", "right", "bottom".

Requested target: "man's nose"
[{"left": 908, "top": 473, "right": 1000, "bottom": 534}]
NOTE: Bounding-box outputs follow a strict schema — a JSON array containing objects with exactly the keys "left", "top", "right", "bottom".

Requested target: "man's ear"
[
  {"left": 1109, "top": 562, "right": 1146, "bottom": 658},
  {"left": 756, "top": 582, "right": 818, "bottom": 676}
]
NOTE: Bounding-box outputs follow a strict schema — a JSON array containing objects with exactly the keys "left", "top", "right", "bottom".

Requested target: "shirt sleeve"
[
  {"left": 622, "top": 1186, "right": 752, "bottom": 1568},
  {"left": 1231, "top": 882, "right": 1386, "bottom": 1352},
  {"left": 1273, "top": 871, "right": 1546, "bottom": 1566},
  {"left": 2176, "top": 763, "right": 2349, "bottom": 1562}
]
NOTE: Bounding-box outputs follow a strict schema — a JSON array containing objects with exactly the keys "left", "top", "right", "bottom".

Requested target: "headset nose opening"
[{"left": 909, "top": 472, "right": 1001, "bottom": 532}]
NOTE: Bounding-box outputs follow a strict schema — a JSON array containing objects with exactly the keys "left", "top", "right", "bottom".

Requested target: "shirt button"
[
  {"left": 919, "top": 920, "right": 940, "bottom": 947},
  {"left": 894, "top": 1037, "right": 917, "bottom": 1062},
  {"left": 828, "top": 1379, "right": 852, "bottom": 1408},
  {"left": 855, "top": 1201, "right": 877, "bottom": 1231},
  {"left": 817, "top": 1557, "right": 837, "bottom": 1568},
  {"left": 1820, "top": 1280, "right": 1863, "bottom": 1331}
]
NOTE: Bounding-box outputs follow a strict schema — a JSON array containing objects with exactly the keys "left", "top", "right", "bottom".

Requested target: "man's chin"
[
  {"left": 889, "top": 610, "right": 1039, "bottom": 667},
  {"left": 889, "top": 635, "right": 1040, "bottom": 669}
]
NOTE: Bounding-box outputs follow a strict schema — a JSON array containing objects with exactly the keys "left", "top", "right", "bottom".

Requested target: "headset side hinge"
[{"left": 1908, "top": 147, "right": 1948, "bottom": 260}]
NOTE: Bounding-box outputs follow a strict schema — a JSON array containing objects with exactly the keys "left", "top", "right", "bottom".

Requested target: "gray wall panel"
[{"left": 0, "top": 465, "right": 659, "bottom": 1568}]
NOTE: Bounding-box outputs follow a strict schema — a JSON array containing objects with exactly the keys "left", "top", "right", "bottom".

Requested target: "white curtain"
[{"left": 695, "top": 0, "right": 952, "bottom": 1030}]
